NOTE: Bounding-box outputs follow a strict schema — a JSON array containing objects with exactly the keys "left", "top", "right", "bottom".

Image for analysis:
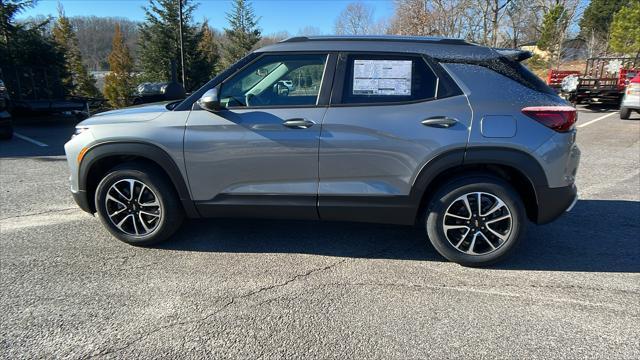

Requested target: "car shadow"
[{"left": 159, "top": 199, "right": 639, "bottom": 273}]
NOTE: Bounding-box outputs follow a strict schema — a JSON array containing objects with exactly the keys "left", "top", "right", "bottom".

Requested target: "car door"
[
  {"left": 318, "top": 52, "right": 472, "bottom": 224},
  {"left": 184, "top": 53, "right": 335, "bottom": 219}
]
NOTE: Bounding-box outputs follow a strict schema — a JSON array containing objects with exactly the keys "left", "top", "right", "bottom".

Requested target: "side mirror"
[{"left": 197, "top": 87, "right": 221, "bottom": 112}]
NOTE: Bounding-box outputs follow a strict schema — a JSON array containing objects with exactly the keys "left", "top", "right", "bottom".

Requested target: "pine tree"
[
  {"left": 198, "top": 20, "right": 219, "bottom": 76},
  {"left": 609, "top": 1, "right": 640, "bottom": 56},
  {"left": 579, "top": 0, "right": 628, "bottom": 39},
  {"left": 188, "top": 20, "right": 219, "bottom": 89},
  {"left": 104, "top": 24, "right": 136, "bottom": 108},
  {"left": 221, "top": 0, "right": 261, "bottom": 68},
  {"left": 52, "top": 5, "right": 100, "bottom": 98},
  {"left": 138, "top": 0, "right": 205, "bottom": 90},
  {"left": 537, "top": 4, "right": 569, "bottom": 68}
]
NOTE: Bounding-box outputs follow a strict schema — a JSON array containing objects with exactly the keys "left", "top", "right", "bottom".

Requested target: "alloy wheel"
[
  {"left": 442, "top": 192, "right": 513, "bottom": 255},
  {"left": 105, "top": 179, "right": 162, "bottom": 236}
]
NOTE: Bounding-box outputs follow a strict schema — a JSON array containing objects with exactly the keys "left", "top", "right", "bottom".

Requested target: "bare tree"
[
  {"left": 334, "top": 2, "right": 375, "bottom": 35},
  {"left": 503, "top": 0, "right": 538, "bottom": 47},
  {"left": 298, "top": 26, "right": 321, "bottom": 36},
  {"left": 389, "top": 0, "right": 477, "bottom": 40}
]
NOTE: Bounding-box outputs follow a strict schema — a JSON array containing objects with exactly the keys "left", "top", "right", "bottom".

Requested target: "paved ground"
[{"left": 1, "top": 107, "right": 639, "bottom": 359}]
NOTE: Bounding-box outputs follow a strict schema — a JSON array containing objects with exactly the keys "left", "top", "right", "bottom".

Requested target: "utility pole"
[{"left": 178, "top": 0, "right": 186, "bottom": 89}]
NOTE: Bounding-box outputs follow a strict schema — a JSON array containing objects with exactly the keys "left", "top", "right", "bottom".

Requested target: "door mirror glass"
[{"left": 197, "top": 87, "right": 221, "bottom": 112}]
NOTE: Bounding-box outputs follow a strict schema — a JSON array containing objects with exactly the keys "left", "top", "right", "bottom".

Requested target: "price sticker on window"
[{"left": 353, "top": 60, "right": 412, "bottom": 96}]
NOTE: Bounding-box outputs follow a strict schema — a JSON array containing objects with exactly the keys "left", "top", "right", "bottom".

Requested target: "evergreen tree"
[
  {"left": 609, "top": 1, "right": 640, "bottom": 56},
  {"left": 52, "top": 5, "right": 100, "bottom": 98},
  {"left": 138, "top": 0, "right": 206, "bottom": 90},
  {"left": 189, "top": 20, "right": 219, "bottom": 89},
  {"left": 0, "top": 0, "right": 67, "bottom": 99},
  {"left": 221, "top": 0, "right": 261, "bottom": 68},
  {"left": 579, "top": 0, "right": 628, "bottom": 40},
  {"left": 537, "top": 4, "right": 569, "bottom": 68},
  {"left": 198, "top": 21, "right": 219, "bottom": 75},
  {"left": 104, "top": 24, "right": 136, "bottom": 108}
]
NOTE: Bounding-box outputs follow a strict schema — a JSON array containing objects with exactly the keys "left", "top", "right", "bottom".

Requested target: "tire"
[
  {"left": 620, "top": 107, "right": 631, "bottom": 120},
  {"left": 425, "top": 175, "right": 526, "bottom": 267},
  {"left": 94, "top": 162, "right": 184, "bottom": 246}
]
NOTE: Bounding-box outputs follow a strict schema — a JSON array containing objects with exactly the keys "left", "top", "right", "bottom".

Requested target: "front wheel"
[
  {"left": 94, "top": 163, "right": 184, "bottom": 246},
  {"left": 425, "top": 176, "right": 526, "bottom": 267},
  {"left": 620, "top": 107, "right": 631, "bottom": 120}
]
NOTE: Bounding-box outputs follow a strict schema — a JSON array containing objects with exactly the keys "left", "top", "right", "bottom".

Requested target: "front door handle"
[
  {"left": 283, "top": 118, "right": 315, "bottom": 129},
  {"left": 421, "top": 117, "right": 458, "bottom": 128}
]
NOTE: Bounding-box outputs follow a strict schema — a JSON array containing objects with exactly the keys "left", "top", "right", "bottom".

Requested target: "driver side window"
[{"left": 219, "top": 54, "right": 328, "bottom": 108}]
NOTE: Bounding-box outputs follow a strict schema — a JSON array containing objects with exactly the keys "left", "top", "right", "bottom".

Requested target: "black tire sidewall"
[
  {"left": 620, "top": 107, "right": 631, "bottom": 120},
  {"left": 94, "top": 164, "right": 183, "bottom": 246},
  {"left": 426, "top": 176, "right": 526, "bottom": 266}
]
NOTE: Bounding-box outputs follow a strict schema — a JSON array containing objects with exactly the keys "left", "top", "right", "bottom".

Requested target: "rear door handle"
[
  {"left": 283, "top": 118, "right": 315, "bottom": 129},
  {"left": 421, "top": 117, "right": 458, "bottom": 128}
]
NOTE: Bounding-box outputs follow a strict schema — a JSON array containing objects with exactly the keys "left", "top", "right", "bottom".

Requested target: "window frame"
[
  {"left": 215, "top": 51, "right": 338, "bottom": 110},
  {"left": 330, "top": 52, "right": 455, "bottom": 107}
]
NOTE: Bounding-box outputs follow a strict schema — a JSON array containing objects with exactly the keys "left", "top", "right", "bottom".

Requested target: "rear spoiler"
[{"left": 493, "top": 48, "right": 533, "bottom": 62}]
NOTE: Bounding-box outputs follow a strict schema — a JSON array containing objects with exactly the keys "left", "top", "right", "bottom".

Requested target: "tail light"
[{"left": 521, "top": 106, "right": 577, "bottom": 132}]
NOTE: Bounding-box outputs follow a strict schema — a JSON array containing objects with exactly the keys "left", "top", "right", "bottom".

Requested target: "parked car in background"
[
  {"left": 0, "top": 79, "right": 13, "bottom": 140},
  {"left": 65, "top": 35, "right": 580, "bottom": 266},
  {"left": 620, "top": 74, "right": 640, "bottom": 119},
  {"left": 132, "top": 81, "right": 186, "bottom": 105}
]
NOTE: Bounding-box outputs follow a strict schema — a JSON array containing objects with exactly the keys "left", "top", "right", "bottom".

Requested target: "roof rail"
[{"left": 280, "top": 35, "right": 469, "bottom": 45}]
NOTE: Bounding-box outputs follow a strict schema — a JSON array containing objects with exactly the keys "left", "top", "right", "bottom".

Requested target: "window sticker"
[{"left": 352, "top": 60, "right": 412, "bottom": 96}]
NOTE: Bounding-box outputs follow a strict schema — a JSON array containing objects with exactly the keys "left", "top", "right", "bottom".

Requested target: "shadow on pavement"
[
  {"left": 160, "top": 199, "right": 639, "bottom": 273},
  {"left": 0, "top": 116, "right": 79, "bottom": 158}
]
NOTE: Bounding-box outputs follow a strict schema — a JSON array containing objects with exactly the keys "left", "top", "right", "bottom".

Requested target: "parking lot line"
[
  {"left": 14, "top": 132, "right": 49, "bottom": 147},
  {"left": 577, "top": 111, "right": 617, "bottom": 128}
]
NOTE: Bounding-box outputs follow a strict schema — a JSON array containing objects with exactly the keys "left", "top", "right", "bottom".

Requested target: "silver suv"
[{"left": 65, "top": 36, "right": 580, "bottom": 266}]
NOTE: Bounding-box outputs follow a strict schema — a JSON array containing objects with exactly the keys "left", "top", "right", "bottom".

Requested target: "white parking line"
[
  {"left": 577, "top": 111, "right": 617, "bottom": 128},
  {"left": 13, "top": 132, "right": 48, "bottom": 147}
]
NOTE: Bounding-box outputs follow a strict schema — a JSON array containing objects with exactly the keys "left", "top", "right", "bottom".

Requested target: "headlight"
[{"left": 72, "top": 126, "right": 90, "bottom": 138}]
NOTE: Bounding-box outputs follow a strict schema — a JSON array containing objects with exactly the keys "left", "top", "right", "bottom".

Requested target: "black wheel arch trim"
[
  {"left": 462, "top": 147, "right": 549, "bottom": 187},
  {"left": 410, "top": 146, "right": 559, "bottom": 225},
  {"left": 78, "top": 141, "right": 200, "bottom": 218}
]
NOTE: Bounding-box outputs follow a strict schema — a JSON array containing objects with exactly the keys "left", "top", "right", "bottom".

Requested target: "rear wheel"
[
  {"left": 425, "top": 176, "right": 526, "bottom": 266},
  {"left": 95, "top": 163, "right": 184, "bottom": 246},
  {"left": 620, "top": 107, "right": 631, "bottom": 120}
]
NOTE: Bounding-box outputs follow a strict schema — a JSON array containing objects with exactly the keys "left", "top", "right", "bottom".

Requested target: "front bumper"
[
  {"left": 535, "top": 183, "right": 578, "bottom": 224},
  {"left": 71, "top": 189, "right": 94, "bottom": 214}
]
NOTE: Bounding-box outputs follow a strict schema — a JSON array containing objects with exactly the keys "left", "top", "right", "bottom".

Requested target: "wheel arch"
[
  {"left": 412, "top": 147, "right": 547, "bottom": 224},
  {"left": 79, "top": 142, "right": 199, "bottom": 217}
]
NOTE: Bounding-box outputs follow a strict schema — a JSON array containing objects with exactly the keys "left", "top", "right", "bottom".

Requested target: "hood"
[{"left": 79, "top": 102, "right": 170, "bottom": 126}]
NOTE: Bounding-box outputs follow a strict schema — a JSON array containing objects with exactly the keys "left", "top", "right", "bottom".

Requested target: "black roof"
[
  {"left": 256, "top": 35, "right": 497, "bottom": 62},
  {"left": 281, "top": 35, "right": 470, "bottom": 46}
]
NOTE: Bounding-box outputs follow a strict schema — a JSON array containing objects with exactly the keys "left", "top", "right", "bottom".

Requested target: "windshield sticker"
[{"left": 353, "top": 60, "right": 412, "bottom": 96}]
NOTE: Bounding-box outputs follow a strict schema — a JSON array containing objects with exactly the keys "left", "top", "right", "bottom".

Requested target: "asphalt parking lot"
[{"left": 1, "top": 107, "right": 639, "bottom": 359}]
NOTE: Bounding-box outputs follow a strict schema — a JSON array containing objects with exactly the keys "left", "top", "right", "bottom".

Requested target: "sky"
[{"left": 19, "top": 0, "right": 396, "bottom": 35}]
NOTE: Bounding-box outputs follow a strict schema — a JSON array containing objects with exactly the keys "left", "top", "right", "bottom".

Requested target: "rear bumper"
[
  {"left": 535, "top": 184, "right": 578, "bottom": 224},
  {"left": 71, "top": 189, "right": 93, "bottom": 214}
]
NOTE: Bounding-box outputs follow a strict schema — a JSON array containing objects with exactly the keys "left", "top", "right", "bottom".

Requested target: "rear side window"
[
  {"left": 464, "top": 57, "right": 556, "bottom": 96},
  {"left": 341, "top": 54, "right": 438, "bottom": 104}
]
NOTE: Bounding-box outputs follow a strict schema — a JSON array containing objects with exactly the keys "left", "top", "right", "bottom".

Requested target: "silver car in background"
[{"left": 65, "top": 36, "right": 580, "bottom": 266}]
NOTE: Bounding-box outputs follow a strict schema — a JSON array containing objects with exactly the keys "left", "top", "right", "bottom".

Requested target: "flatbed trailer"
[{"left": 562, "top": 57, "right": 639, "bottom": 106}]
